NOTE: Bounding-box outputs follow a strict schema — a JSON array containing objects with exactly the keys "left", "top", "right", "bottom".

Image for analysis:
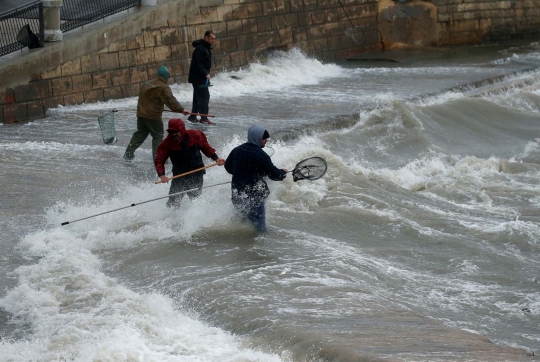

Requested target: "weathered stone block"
[
  {"left": 227, "top": 20, "right": 244, "bottom": 36},
  {"left": 104, "top": 87, "right": 124, "bottom": 100},
  {"left": 200, "top": 7, "right": 219, "bottom": 23},
  {"left": 72, "top": 74, "right": 93, "bottom": 93},
  {"left": 108, "top": 42, "right": 126, "bottom": 52},
  {"left": 248, "top": 3, "right": 264, "bottom": 17},
  {"left": 126, "top": 35, "right": 144, "bottom": 50},
  {"left": 161, "top": 28, "right": 183, "bottom": 45},
  {"left": 168, "top": 60, "right": 184, "bottom": 76},
  {"left": 61, "top": 59, "right": 82, "bottom": 76},
  {"left": 130, "top": 66, "right": 149, "bottom": 83},
  {"left": 242, "top": 18, "right": 258, "bottom": 33},
  {"left": 171, "top": 43, "right": 189, "bottom": 59},
  {"left": 122, "top": 84, "right": 141, "bottom": 98},
  {"left": 84, "top": 89, "right": 104, "bottom": 103},
  {"left": 234, "top": 4, "right": 249, "bottom": 20},
  {"left": 81, "top": 54, "right": 101, "bottom": 73},
  {"left": 290, "top": 0, "right": 304, "bottom": 12},
  {"left": 51, "top": 78, "right": 73, "bottom": 96},
  {"left": 3, "top": 103, "right": 27, "bottom": 123},
  {"left": 304, "top": 0, "right": 318, "bottom": 11},
  {"left": 43, "top": 96, "right": 64, "bottom": 111},
  {"left": 212, "top": 22, "right": 228, "bottom": 38},
  {"left": 26, "top": 100, "right": 45, "bottom": 119},
  {"left": 100, "top": 53, "right": 120, "bottom": 70},
  {"left": 298, "top": 12, "right": 313, "bottom": 26},
  {"left": 136, "top": 48, "right": 155, "bottom": 65},
  {"left": 41, "top": 66, "right": 62, "bottom": 80},
  {"left": 257, "top": 17, "right": 273, "bottom": 32},
  {"left": 293, "top": 27, "right": 308, "bottom": 42},
  {"left": 263, "top": 1, "right": 278, "bottom": 16},
  {"left": 213, "top": 53, "right": 230, "bottom": 71},
  {"left": 251, "top": 31, "right": 280, "bottom": 48},
  {"left": 311, "top": 10, "right": 326, "bottom": 24},
  {"left": 230, "top": 50, "right": 247, "bottom": 67},
  {"left": 284, "top": 13, "right": 299, "bottom": 27},
  {"left": 154, "top": 46, "right": 172, "bottom": 63},
  {"left": 217, "top": 5, "right": 234, "bottom": 21},
  {"left": 92, "top": 71, "right": 112, "bottom": 89},
  {"left": 110, "top": 69, "right": 130, "bottom": 86},
  {"left": 279, "top": 28, "right": 294, "bottom": 43},
  {"left": 168, "top": 15, "right": 186, "bottom": 28},
  {"left": 220, "top": 36, "right": 238, "bottom": 52},
  {"left": 0, "top": 88, "right": 15, "bottom": 105},
  {"left": 271, "top": 15, "right": 287, "bottom": 29},
  {"left": 144, "top": 29, "right": 163, "bottom": 47},
  {"left": 64, "top": 93, "right": 84, "bottom": 106},
  {"left": 236, "top": 34, "right": 253, "bottom": 50},
  {"left": 14, "top": 80, "right": 51, "bottom": 102}
]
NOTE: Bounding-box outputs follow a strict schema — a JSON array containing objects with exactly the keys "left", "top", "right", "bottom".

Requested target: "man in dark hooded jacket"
[
  {"left": 155, "top": 118, "right": 225, "bottom": 208},
  {"left": 225, "top": 126, "right": 288, "bottom": 232},
  {"left": 188, "top": 30, "right": 215, "bottom": 125}
]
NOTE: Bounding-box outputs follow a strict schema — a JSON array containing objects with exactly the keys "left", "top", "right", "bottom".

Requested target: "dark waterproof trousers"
[
  {"left": 167, "top": 171, "right": 204, "bottom": 208},
  {"left": 232, "top": 199, "right": 267, "bottom": 232},
  {"left": 189, "top": 84, "right": 210, "bottom": 122},
  {"left": 124, "top": 116, "right": 164, "bottom": 160}
]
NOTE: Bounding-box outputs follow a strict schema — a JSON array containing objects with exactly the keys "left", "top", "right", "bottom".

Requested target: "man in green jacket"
[{"left": 123, "top": 65, "right": 190, "bottom": 161}]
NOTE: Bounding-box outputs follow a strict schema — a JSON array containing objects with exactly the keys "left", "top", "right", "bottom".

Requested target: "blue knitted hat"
[{"left": 157, "top": 65, "right": 170, "bottom": 79}]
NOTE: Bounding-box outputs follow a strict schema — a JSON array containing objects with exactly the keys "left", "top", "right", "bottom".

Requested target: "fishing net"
[
  {"left": 97, "top": 111, "right": 117, "bottom": 145},
  {"left": 292, "top": 157, "right": 327, "bottom": 182}
]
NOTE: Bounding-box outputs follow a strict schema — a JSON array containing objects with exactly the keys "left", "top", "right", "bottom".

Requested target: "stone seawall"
[{"left": 2, "top": 0, "right": 540, "bottom": 123}]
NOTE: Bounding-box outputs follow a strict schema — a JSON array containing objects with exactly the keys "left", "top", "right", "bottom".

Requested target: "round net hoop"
[{"left": 292, "top": 157, "right": 328, "bottom": 182}]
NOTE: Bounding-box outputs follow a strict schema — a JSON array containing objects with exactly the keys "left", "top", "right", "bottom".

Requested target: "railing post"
[
  {"left": 141, "top": 0, "right": 157, "bottom": 6},
  {"left": 42, "top": 0, "right": 63, "bottom": 42}
]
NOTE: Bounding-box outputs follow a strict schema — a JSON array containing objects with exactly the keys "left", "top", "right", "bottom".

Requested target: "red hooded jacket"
[{"left": 155, "top": 130, "right": 218, "bottom": 177}]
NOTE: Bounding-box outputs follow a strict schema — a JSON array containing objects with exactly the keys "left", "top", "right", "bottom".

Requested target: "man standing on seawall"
[
  {"left": 224, "top": 126, "right": 288, "bottom": 232},
  {"left": 123, "top": 65, "right": 190, "bottom": 161},
  {"left": 155, "top": 118, "right": 225, "bottom": 208},
  {"left": 188, "top": 30, "right": 216, "bottom": 125}
]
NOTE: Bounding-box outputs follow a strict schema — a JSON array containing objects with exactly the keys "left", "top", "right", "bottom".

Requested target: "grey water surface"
[{"left": 0, "top": 44, "right": 539, "bottom": 361}]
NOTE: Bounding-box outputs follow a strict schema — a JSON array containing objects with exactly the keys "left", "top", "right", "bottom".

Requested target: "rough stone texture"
[{"left": 3, "top": 0, "right": 540, "bottom": 123}]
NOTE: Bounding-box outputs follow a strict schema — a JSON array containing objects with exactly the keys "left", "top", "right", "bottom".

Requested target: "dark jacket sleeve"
[
  {"left": 262, "top": 154, "right": 287, "bottom": 181},
  {"left": 154, "top": 141, "right": 170, "bottom": 176}
]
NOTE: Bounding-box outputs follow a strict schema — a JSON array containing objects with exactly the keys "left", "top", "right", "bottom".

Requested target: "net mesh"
[
  {"left": 292, "top": 157, "right": 327, "bottom": 182},
  {"left": 97, "top": 111, "right": 117, "bottom": 145}
]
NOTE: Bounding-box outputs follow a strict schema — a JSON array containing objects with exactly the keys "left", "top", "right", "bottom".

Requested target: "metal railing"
[
  {"left": 61, "top": 0, "right": 141, "bottom": 32},
  {"left": 0, "top": 0, "right": 141, "bottom": 58},
  {"left": 0, "top": 1, "right": 43, "bottom": 57}
]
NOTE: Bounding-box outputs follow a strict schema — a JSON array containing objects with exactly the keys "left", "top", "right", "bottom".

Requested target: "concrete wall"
[{"left": 2, "top": 0, "right": 540, "bottom": 123}]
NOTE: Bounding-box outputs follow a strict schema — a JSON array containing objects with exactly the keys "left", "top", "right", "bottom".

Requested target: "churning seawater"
[{"left": 1, "top": 44, "right": 539, "bottom": 361}]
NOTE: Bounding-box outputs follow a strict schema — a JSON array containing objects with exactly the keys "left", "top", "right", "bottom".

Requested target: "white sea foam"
[{"left": 46, "top": 48, "right": 345, "bottom": 114}]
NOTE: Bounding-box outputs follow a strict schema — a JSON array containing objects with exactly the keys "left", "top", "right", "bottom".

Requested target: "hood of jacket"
[
  {"left": 192, "top": 39, "right": 211, "bottom": 48},
  {"left": 247, "top": 125, "right": 266, "bottom": 147}
]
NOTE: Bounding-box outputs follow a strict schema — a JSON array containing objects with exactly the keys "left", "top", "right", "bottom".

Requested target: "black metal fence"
[
  {"left": 0, "top": 0, "right": 141, "bottom": 58},
  {"left": 61, "top": 0, "right": 141, "bottom": 32},
  {"left": 0, "top": 1, "right": 43, "bottom": 57}
]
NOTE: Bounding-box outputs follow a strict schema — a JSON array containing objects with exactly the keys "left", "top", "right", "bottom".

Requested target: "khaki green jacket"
[{"left": 136, "top": 77, "right": 184, "bottom": 121}]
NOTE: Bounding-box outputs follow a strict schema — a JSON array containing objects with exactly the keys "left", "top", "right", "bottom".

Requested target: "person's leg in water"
[
  {"left": 247, "top": 202, "right": 266, "bottom": 232},
  {"left": 188, "top": 84, "right": 199, "bottom": 122},
  {"left": 232, "top": 197, "right": 267, "bottom": 232},
  {"left": 147, "top": 119, "right": 164, "bottom": 161},
  {"left": 167, "top": 172, "right": 204, "bottom": 208},
  {"left": 124, "top": 117, "right": 151, "bottom": 160}
]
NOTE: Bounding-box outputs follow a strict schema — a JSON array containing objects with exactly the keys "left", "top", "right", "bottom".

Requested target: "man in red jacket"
[{"left": 155, "top": 118, "right": 225, "bottom": 208}]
